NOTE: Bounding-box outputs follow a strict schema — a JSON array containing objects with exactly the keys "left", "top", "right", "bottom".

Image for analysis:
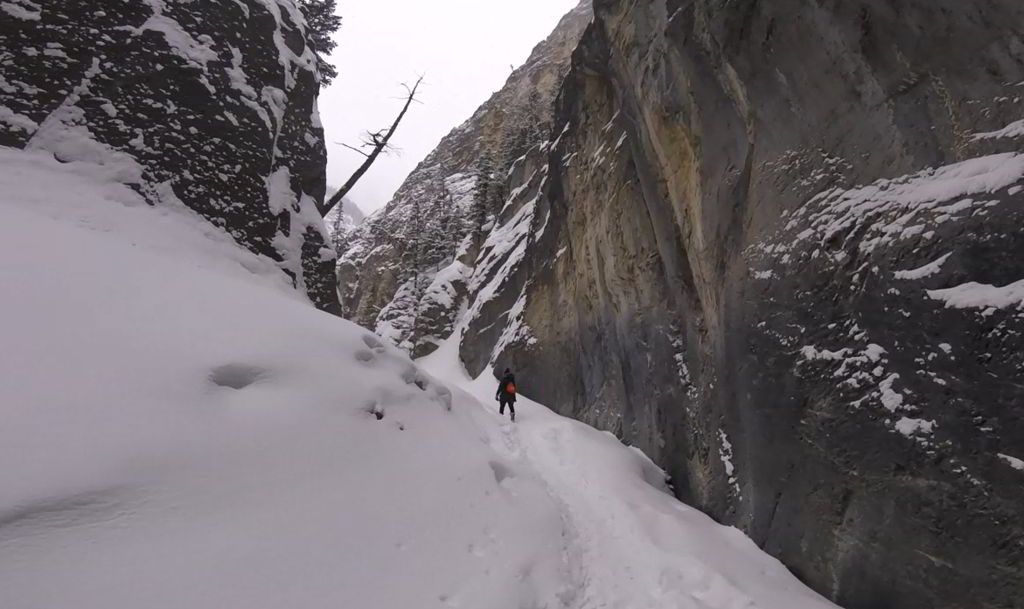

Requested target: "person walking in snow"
[{"left": 496, "top": 368, "right": 517, "bottom": 422}]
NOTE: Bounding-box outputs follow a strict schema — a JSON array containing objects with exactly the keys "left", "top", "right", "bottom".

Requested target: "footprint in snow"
[{"left": 208, "top": 363, "right": 268, "bottom": 390}]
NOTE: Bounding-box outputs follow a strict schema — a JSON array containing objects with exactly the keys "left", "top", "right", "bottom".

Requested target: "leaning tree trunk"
[{"left": 320, "top": 77, "right": 423, "bottom": 217}]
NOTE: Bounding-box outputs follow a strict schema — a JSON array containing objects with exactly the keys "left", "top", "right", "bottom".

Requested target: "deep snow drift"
[{"left": 0, "top": 146, "right": 838, "bottom": 608}]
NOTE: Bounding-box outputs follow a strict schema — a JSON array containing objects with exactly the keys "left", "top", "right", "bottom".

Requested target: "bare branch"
[
  {"left": 321, "top": 75, "right": 426, "bottom": 217},
  {"left": 340, "top": 143, "right": 371, "bottom": 158}
]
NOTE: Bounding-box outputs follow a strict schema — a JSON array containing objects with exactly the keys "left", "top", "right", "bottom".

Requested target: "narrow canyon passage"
[{"left": 3, "top": 0, "right": 1021, "bottom": 607}]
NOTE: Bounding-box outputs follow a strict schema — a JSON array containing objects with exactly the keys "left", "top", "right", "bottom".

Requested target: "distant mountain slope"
[
  {"left": 334, "top": 1, "right": 593, "bottom": 354},
  {"left": 342, "top": 197, "right": 366, "bottom": 225}
]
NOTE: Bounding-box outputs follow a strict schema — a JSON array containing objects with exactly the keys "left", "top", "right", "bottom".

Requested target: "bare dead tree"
[{"left": 320, "top": 76, "right": 424, "bottom": 217}]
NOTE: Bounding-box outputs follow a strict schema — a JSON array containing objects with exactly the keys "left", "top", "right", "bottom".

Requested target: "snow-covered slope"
[
  {"left": 0, "top": 145, "right": 841, "bottom": 609},
  {"left": 0, "top": 148, "right": 565, "bottom": 608}
]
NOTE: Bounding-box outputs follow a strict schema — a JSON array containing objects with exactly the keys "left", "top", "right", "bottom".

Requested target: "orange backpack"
[{"left": 506, "top": 382, "right": 516, "bottom": 395}]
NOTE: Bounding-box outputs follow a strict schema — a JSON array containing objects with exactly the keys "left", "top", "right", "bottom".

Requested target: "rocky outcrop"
[
  {"left": 0, "top": 0, "right": 337, "bottom": 311},
  {"left": 340, "top": 0, "right": 1024, "bottom": 607}
]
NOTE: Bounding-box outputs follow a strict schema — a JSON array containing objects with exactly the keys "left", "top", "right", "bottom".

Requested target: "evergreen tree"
[
  {"left": 439, "top": 187, "right": 462, "bottom": 257},
  {"left": 429, "top": 180, "right": 461, "bottom": 264},
  {"left": 398, "top": 194, "right": 427, "bottom": 353},
  {"left": 493, "top": 125, "right": 529, "bottom": 206},
  {"left": 471, "top": 153, "right": 496, "bottom": 231},
  {"left": 297, "top": 0, "right": 342, "bottom": 85},
  {"left": 329, "top": 204, "right": 351, "bottom": 256}
]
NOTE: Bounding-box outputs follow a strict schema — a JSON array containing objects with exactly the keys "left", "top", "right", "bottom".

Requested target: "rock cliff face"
[
  {"left": 340, "top": 1, "right": 1024, "bottom": 607},
  {"left": 1, "top": 0, "right": 337, "bottom": 311}
]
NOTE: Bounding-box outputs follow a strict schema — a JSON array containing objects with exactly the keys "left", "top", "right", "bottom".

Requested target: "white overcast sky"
[{"left": 317, "top": 0, "right": 581, "bottom": 212}]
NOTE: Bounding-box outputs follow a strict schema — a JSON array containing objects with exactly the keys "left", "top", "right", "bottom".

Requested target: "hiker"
[{"left": 495, "top": 368, "right": 517, "bottom": 422}]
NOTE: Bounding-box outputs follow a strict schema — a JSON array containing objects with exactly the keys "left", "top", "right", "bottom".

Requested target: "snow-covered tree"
[
  {"left": 495, "top": 99, "right": 547, "bottom": 187},
  {"left": 326, "top": 204, "right": 349, "bottom": 256},
  {"left": 471, "top": 153, "right": 498, "bottom": 231},
  {"left": 434, "top": 181, "right": 462, "bottom": 259}
]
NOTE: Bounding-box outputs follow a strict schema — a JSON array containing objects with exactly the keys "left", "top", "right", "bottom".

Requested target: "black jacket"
[{"left": 496, "top": 373, "right": 517, "bottom": 402}]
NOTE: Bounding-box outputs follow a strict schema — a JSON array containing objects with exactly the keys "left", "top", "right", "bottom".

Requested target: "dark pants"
[{"left": 499, "top": 397, "right": 515, "bottom": 417}]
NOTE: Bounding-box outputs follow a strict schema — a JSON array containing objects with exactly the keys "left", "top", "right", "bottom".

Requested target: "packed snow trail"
[{"left": 420, "top": 335, "right": 840, "bottom": 609}]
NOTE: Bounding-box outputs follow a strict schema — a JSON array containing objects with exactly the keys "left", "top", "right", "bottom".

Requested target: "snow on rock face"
[
  {"left": 716, "top": 429, "right": 741, "bottom": 497},
  {"left": 744, "top": 116, "right": 1024, "bottom": 609},
  {"left": 999, "top": 453, "right": 1024, "bottom": 471},
  {"left": 0, "top": 146, "right": 570, "bottom": 609},
  {"left": 0, "top": 0, "right": 336, "bottom": 312},
  {"left": 927, "top": 279, "right": 1024, "bottom": 311},
  {"left": 774, "top": 153, "right": 1024, "bottom": 256},
  {"left": 375, "top": 258, "right": 473, "bottom": 357},
  {"left": 337, "top": 162, "right": 478, "bottom": 357},
  {"left": 753, "top": 150, "right": 1024, "bottom": 454},
  {"left": 894, "top": 252, "right": 953, "bottom": 280},
  {"left": 460, "top": 146, "right": 551, "bottom": 376}
]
